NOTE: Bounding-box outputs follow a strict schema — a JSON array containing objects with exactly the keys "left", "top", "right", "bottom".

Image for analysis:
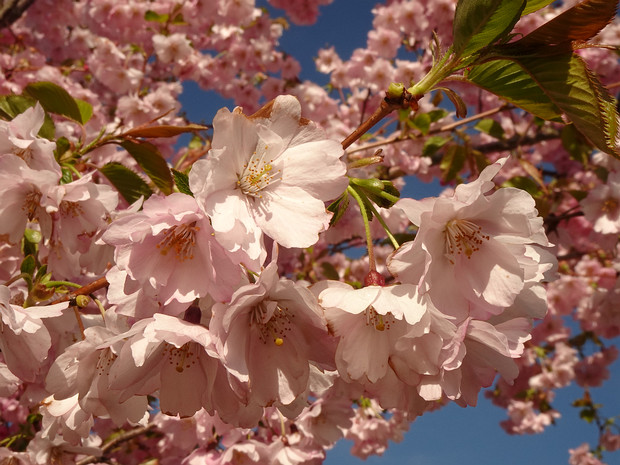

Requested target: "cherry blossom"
[
  {"left": 388, "top": 157, "right": 555, "bottom": 320},
  {"left": 189, "top": 95, "right": 348, "bottom": 260}
]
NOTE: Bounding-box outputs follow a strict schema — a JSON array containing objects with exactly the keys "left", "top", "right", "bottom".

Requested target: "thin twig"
[{"left": 76, "top": 423, "right": 156, "bottom": 465}]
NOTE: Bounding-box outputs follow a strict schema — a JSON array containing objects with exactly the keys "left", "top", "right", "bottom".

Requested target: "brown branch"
[
  {"left": 346, "top": 104, "right": 512, "bottom": 156},
  {"left": 50, "top": 277, "right": 109, "bottom": 305},
  {"left": 475, "top": 130, "right": 560, "bottom": 154},
  {"left": 0, "top": 0, "right": 35, "bottom": 29},
  {"left": 76, "top": 423, "right": 156, "bottom": 465},
  {"left": 342, "top": 91, "right": 419, "bottom": 150}
]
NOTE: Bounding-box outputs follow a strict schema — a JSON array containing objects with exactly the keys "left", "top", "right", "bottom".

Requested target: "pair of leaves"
[
  {"left": 456, "top": 0, "right": 620, "bottom": 157},
  {"left": 100, "top": 125, "right": 207, "bottom": 204},
  {"left": 100, "top": 141, "right": 178, "bottom": 204}
]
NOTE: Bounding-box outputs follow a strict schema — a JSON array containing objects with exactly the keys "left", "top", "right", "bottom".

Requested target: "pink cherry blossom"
[
  {"left": 0, "top": 154, "right": 59, "bottom": 244},
  {"left": 108, "top": 313, "right": 221, "bottom": 418},
  {"left": 189, "top": 95, "right": 348, "bottom": 261},
  {"left": 0, "top": 102, "right": 59, "bottom": 174},
  {"left": 581, "top": 171, "right": 620, "bottom": 234},
  {"left": 0, "top": 285, "right": 67, "bottom": 383},
  {"left": 210, "top": 258, "right": 336, "bottom": 410},
  {"left": 102, "top": 192, "right": 243, "bottom": 306},
  {"left": 388, "top": 157, "right": 555, "bottom": 320}
]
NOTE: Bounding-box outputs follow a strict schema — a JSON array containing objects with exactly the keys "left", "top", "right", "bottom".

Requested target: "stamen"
[
  {"left": 157, "top": 222, "right": 200, "bottom": 262},
  {"left": 602, "top": 198, "right": 618, "bottom": 213},
  {"left": 164, "top": 343, "right": 197, "bottom": 373},
  {"left": 22, "top": 190, "right": 41, "bottom": 221},
  {"left": 250, "top": 302, "right": 294, "bottom": 346},
  {"left": 365, "top": 306, "right": 393, "bottom": 331},
  {"left": 236, "top": 144, "right": 281, "bottom": 198},
  {"left": 444, "top": 219, "right": 490, "bottom": 264},
  {"left": 60, "top": 201, "right": 84, "bottom": 218}
]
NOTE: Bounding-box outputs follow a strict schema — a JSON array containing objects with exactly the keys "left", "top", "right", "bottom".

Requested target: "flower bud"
[{"left": 364, "top": 270, "right": 385, "bottom": 287}]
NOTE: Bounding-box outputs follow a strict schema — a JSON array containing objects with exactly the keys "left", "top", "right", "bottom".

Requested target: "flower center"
[
  {"left": 237, "top": 144, "right": 281, "bottom": 198},
  {"left": 251, "top": 301, "right": 293, "bottom": 346},
  {"left": 60, "top": 200, "right": 84, "bottom": 218},
  {"left": 365, "top": 306, "right": 394, "bottom": 331},
  {"left": 164, "top": 343, "right": 198, "bottom": 373},
  {"left": 157, "top": 222, "right": 199, "bottom": 262},
  {"left": 95, "top": 349, "right": 117, "bottom": 377},
  {"left": 22, "top": 189, "right": 42, "bottom": 221},
  {"left": 602, "top": 198, "right": 618, "bottom": 213},
  {"left": 444, "top": 218, "right": 490, "bottom": 264}
]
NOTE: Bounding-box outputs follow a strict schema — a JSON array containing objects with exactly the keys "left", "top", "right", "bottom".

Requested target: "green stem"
[
  {"left": 366, "top": 202, "right": 400, "bottom": 250},
  {"left": 408, "top": 47, "right": 458, "bottom": 96},
  {"left": 45, "top": 280, "right": 82, "bottom": 289},
  {"left": 347, "top": 186, "right": 376, "bottom": 272},
  {"left": 3, "top": 272, "right": 29, "bottom": 287}
]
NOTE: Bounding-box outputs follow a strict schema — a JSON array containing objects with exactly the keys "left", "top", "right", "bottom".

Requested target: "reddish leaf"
[
  {"left": 124, "top": 124, "right": 209, "bottom": 138},
  {"left": 515, "top": 0, "right": 618, "bottom": 48}
]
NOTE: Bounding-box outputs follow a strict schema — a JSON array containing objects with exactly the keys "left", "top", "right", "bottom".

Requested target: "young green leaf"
[
  {"left": 0, "top": 94, "right": 55, "bottom": 139},
  {"left": 120, "top": 140, "right": 174, "bottom": 195},
  {"left": 24, "top": 81, "right": 92, "bottom": 124},
  {"left": 468, "top": 52, "right": 619, "bottom": 157},
  {"left": 99, "top": 162, "right": 153, "bottom": 205},
  {"left": 440, "top": 144, "right": 467, "bottom": 183},
  {"left": 474, "top": 118, "right": 505, "bottom": 140},
  {"left": 453, "top": 0, "right": 526, "bottom": 58},
  {"left": 521, "top": 0, "right": 554, "bottom": 16},
  {"left": 422, "top": 135, "right": 450, "bottom": 158},
  {"left": 327, "top": 191, "right": 350, "bottom": 227},
  {"left": 467, "top": 59, "right": 564, "bottom": 121},
  {"left": 144, "top": 10, "right": 169, "bottom": 23},
  {"left": 172, "top": 169, "right": 193, "bottom": 196}
]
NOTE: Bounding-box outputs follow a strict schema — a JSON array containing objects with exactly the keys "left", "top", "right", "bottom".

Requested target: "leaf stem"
[
  {"left": 347, "top": 185, "right": 376, "bottom": 272},
  {"left": 365, "top": 201, "right": 400, "bottom": 250}
]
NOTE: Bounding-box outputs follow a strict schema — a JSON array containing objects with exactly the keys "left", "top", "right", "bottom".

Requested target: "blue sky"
[{"left": 178, "top": 1, "right": 620, "bottom": 463}]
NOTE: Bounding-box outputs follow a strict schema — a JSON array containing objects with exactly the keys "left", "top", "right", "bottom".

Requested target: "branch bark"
[{"left": 0, "top": 0, "right": 35, "bottom": 29}]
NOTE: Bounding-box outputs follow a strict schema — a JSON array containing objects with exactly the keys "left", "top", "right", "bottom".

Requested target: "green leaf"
[
  {"left": 24, "top": 82, "right": 92, "bottom": 124},
  {"left": 170, "top": 12, "right": 188, "bottom": 25},
  {"left": 327, "top": 191, "right": 350, "bottom": 227},
  {"left": 320, "top": 262, "right": 341, "bottom": 281},
  {"left": 474, "top": 118, "right": 505, "bottom": 139},
  {"left": 469, "top": 52, "right": 619, "bottom": 156},
  {"left": 54, "top": 136, "right": 71, "bottom": 162},
  {"left": 561, "top": 124, "right": 592, "bottom": 165},
  {"left": 60, "top": 168, "right": 73, "bottom": 184},
  {"left": 20, "top": 255, "right": 36, "bottom": 275},
  {"left": 99, "top": 162, "right": 153, "bottom": 205},
  {"left": 422, "top": 135, "right": 450, "bottom": 157},
  {"left": 453, "top": 0, "right": 526, "bottom": 57},
  {"left": 516, "top": 0, "right": 618, "bottom": 47},
  {"left": 172, "top": 169, "right": 193, "bottom": 196},
  {"left": 145, "top": 10, "right": 169, "bottom": 22},
  {"left": 501, "top": 175, "right": 542, "bottom": 197},
  {"left": 466, "top": 59, "right": 564, "bottom": 121},
  {"left": 412, "top": 113, "right": 431, "bottom": 135},
  {"left": 427, "top": 109, "right": 448, "bottom": 123},
  {"left": 522, "top": 0, "right": 554, "bottom": 16},
  {"left": 120, "top": 141, "right": 174, "bottom": 195},
  {"left": 440, "top": 144, "right": 467, "bottom": 183},
  {"left": 0, "top": 95, "right": 55, "bottom": 139}
]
